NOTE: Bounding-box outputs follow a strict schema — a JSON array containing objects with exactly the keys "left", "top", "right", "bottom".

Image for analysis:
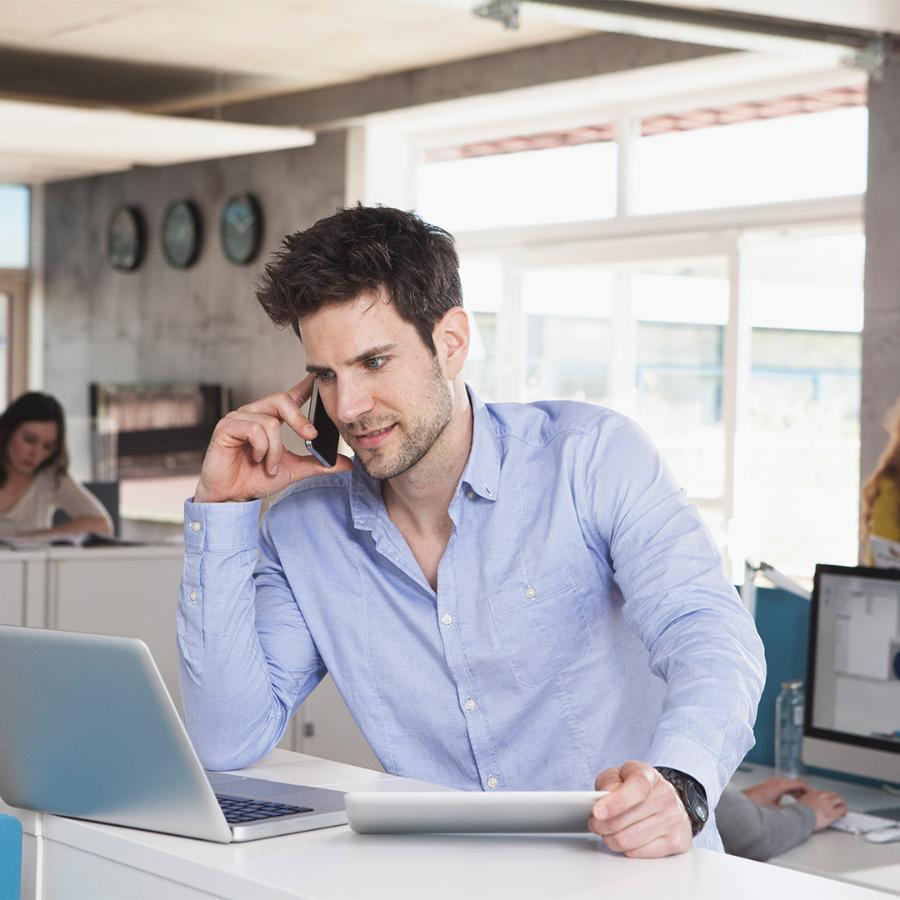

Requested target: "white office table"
[
  {"left": 3, "top": 751, "right": 895, "bottom": 900},
  {"left": 731, "top": 763, "right": 900, "bottom": 897}
]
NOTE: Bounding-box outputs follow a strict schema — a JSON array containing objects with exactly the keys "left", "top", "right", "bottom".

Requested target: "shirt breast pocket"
[{"left": 487, "top": 568, "right": 592, "bottom": 687}]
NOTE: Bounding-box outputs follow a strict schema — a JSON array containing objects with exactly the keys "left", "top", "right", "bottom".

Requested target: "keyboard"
[
  {"left": 830, "top": 810, "right": 898, "bottom": 834},
  {"left": 215, "top": 793, "right": 313, "bottom": 825}
]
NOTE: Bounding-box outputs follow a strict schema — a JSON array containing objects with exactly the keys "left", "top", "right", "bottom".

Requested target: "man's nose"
[{"left": 333, "top": 377, "right": 375, "bottom": 425}]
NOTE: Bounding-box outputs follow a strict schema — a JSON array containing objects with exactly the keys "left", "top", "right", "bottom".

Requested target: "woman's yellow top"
[{"left": 866, "top": 474, "right": 900, "bottom": 564}]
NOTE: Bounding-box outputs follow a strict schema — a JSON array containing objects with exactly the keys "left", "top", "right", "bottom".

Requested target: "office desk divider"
[{"left": 0, "top": 812, "right": 22, "bottom": 900}]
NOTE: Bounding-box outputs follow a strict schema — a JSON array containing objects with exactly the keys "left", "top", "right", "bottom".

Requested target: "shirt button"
[
  {"left": 464, "top": 697, "right": 476, "bottom": 712},
  {"left": 466, "top": 489, "right": 476, "bottom": 500},
  {"left": 441, "top": 613, "right": 453, "bottom": 626},
  {"left": 525, "top": 585, "right": 537, "bottom": 599},
  {"left": 486, "top": 775, "right": 498, "bottom": 789},
  {"left": 189, "top": 589, "right": 198, "bottom": 603},
  {"left": 190, "top": 521, "right": 202, "bottom": 533},
  {"left": 484, "top": 486, "right": 493, "bottom": 496}
]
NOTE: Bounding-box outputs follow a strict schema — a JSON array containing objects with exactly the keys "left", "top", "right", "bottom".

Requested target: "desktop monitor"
[{"left": 803, "top": 564, "right": 900, "bottom": 783}]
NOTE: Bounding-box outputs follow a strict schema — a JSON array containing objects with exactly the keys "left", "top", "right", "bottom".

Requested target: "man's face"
[{"left": 299, "top": 291, "right": 453, "bottom": 480}]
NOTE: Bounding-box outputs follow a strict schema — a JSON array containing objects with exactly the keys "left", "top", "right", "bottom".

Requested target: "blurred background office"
[
  {"left": 2, "top": 1, "right": 897, "bottom": 583},
  {"left": 1, "top": 1, "right": 900, "bottom": 853}
]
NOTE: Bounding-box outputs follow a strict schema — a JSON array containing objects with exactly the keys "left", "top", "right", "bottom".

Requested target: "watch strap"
[{"left": 656, "top": 766, "right": 708, "bottom": 836}]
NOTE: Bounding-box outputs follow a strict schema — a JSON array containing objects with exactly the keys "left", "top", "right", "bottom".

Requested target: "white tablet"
[{"left": 345, "top": 790, "right": 607, "bottom": 834}]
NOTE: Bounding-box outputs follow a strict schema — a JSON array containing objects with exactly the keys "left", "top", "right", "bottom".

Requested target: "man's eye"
[
  {"left": 317, "top": 371, "right": 336, "bottom": 384},
  {"left": 365, "top": 356, "right": 387, "bottom": 370}
]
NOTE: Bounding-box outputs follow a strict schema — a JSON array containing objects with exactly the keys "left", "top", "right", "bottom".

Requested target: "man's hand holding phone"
[{"left": 193, "top": 374, "right": 351, "bottom": 504}]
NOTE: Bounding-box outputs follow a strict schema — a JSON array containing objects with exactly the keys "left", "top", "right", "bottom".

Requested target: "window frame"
[{"left": 350, "top": 60, "right": 866, "bottom": 580}]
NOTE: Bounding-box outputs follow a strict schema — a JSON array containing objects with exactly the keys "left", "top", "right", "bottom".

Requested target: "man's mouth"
[{"left": 352, "top": 424, "right": 396, "bottom": 449}]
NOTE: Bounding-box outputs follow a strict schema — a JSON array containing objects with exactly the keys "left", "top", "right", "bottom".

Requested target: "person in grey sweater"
[{"left": 717, "top": 777, "right": 847, "bottom": 861}]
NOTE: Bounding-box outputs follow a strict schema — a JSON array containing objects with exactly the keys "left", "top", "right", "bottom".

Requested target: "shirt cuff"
[
  {"left": 647, "top": 733, "right": 726, "bottom": 807},
  {"left": 184, "top": 497, "right": 262, "bottom": 552}
]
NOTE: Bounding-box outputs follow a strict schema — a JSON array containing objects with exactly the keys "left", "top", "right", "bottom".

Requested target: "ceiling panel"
[{"left": 0, "top": 0, "right": 588, "bottom": 83}]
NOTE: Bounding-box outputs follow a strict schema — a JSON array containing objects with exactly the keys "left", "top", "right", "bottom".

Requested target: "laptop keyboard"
[{"left": 215, "top": 793, "right": 314, "bottom": 824}]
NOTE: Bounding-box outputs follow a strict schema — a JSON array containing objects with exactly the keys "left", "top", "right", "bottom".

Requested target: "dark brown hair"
[
  {"left": 256, "top": 205, "right": 462, "bottom": 354},
  {"left": 0, "top": 391, "right": 69, "bottom": 487}
]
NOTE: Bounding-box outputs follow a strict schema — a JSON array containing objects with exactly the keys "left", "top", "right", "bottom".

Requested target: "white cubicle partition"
[
  {"left": 44, "top": 545, "right": 185, "bottom": 711},
  {"left": 0, "top": 551, "right": 46, "bottom": 627}
]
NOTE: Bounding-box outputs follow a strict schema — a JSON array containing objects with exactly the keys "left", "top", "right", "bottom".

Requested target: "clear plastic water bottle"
[{"left": 775, "top": 680, "right": 805, "bottom": 778}]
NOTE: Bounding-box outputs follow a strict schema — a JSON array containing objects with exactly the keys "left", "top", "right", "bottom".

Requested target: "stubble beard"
[{"left": 350, "top": 360, "right": 454, "bottom": 481}]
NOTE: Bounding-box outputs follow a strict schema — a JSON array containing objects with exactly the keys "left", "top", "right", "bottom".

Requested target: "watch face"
[
  {"left": 162, "top": 200, "right": 202, "bottom": 269},
  {"left": 684, "top": 780, "right": 709, "bottom": 824},
  {"left": 107, "top": 206, "right": 145, "bottom": 272},
  {"left": 221, "top": 193, "right": 263, "bottom": 265}
]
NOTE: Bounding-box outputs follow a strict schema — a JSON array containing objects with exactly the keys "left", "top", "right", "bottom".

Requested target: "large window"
[
  {"left": 521, "top": 267, "right": 613, "bottom": 405},
  {"left": 633, "top": 93, "right": 867, "bottom": 214},
  {"left": 433, "top": 80, "right": 867, "bottom": 580},
  {"left": 0, "top": 185, "right": 29, "bottom": 269},
  {"left": 417, "top": 126, "right": 617, "bottom": 231},
  {"left": 0, "top": 184, "right": 30, "bottom": 406},
  {"left": 742, "top": 230, "right": 863, "bottom": 575}
]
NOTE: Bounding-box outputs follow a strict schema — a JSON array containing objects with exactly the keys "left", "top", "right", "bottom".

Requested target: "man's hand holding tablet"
[{"left": 590, "top": 762, "right": 697, "bottom": 858}]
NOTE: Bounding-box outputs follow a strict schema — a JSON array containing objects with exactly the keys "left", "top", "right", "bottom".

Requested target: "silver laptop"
[{"left": 0, "top": 625, "right": 347, "bottom": 842}]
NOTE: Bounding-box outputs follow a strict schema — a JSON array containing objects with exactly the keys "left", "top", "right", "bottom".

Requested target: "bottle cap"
[{"left": 781, "top": 680, "right": 804, "bottom": 690}]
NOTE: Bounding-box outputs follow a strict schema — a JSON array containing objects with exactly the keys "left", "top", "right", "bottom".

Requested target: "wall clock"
[
  {"left": 107, "top": 206, "right": 145, "bottom": 272},
  {"left": 221, "top": 193, "right": 263, "bottom": 265},
  {"left": 162, "top": 200, "right": 202, "bottom": 269}
]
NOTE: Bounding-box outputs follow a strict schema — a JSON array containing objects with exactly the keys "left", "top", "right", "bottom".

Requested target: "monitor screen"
[{"left": 805, "top": 564, "right": 900, "bottom": 780}]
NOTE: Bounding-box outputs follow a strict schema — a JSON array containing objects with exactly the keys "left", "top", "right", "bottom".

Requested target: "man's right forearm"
[{"left": 177, "top": 498, "right": 294, "bottom": 771}]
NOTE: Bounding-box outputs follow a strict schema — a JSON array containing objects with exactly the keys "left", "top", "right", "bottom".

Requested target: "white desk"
[
  {"left": 731, "top": 763, "right": 900, "bottom": 896},
  {"left": 2, "top": 751, "right": 894, "bottom": 900}
]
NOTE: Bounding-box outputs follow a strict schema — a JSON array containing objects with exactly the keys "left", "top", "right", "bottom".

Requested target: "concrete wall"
[
  {"left": 861, "top": 54, "right": 900, "bottom": 486},
  {"left": 42, "top": 131, "right": 347, "bottom": 479}
]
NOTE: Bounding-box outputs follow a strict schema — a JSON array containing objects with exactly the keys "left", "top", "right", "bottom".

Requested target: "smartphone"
[{"left": 305, "top": 379, "right": 340, "bottom": 468}]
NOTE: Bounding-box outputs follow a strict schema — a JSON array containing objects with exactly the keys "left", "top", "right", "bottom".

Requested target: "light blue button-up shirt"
[{"left": 178, "top": 390, "right": 765, "bottom": 850}]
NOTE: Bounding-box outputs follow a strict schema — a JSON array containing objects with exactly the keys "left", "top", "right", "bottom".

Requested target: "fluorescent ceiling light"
[{"left": 0, "top": 99, "right": 315, "bottom": 183}]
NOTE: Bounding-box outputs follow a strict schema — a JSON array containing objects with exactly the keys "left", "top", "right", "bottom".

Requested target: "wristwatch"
[{"left": 656, "top": 767, "right": 709, "bottom": 836}]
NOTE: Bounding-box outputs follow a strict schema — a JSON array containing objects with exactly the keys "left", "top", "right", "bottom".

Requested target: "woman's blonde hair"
[{"left": 861, "top": 396, "right": 900, "bottom": 540}]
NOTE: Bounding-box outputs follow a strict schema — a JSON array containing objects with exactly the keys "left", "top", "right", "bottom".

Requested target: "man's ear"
[{"left": 433, "top": 307, "right": 469, "bottom": 378}]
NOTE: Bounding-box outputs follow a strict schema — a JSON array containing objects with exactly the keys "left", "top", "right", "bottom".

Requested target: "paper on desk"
[{"left": 870, "top": 535, "right": 900, "bottom": 569}]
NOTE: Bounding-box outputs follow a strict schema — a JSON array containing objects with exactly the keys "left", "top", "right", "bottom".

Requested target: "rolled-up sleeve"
[
  {"left": 177, "top": 498, "right": 325, "bottom": 771},
  {"left": 580, "top": 416, "right": 766, "bottom": 807}
]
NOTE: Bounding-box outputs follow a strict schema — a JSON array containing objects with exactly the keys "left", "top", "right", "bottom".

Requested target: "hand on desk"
[
  {"left": 589, "top": 761, "right": 693, "bottom": 858},
  {"left": 743, "top": 777, "right": 847, "bottom": 832}
]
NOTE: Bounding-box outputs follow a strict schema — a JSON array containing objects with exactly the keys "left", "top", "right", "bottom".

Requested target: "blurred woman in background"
[
  {"left": 0, "top": 391, "right": 112, "bottom": 540},
  {"left": 861, "top": 396, "right": 900, "bottom": 565}
]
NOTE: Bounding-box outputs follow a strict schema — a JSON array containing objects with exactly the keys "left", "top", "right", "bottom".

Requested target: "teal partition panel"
[
  {"left": 0, "top": 813, "right": 22, "bottom": 900},
  {"left": 745, "top": 586, "right": 810, "bottom": 766}
]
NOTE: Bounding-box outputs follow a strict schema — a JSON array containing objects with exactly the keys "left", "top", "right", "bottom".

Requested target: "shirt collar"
[
  {"left": 348, "top": 383, "right": 501, "bottom": 531},
  {"left": 459, "top": 384, "right": 500, "bottom": 502}
]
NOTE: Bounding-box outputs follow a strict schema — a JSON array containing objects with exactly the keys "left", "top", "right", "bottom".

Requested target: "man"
[{"left": 178, "top": 205, "right": 765, "bottom": 858}]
